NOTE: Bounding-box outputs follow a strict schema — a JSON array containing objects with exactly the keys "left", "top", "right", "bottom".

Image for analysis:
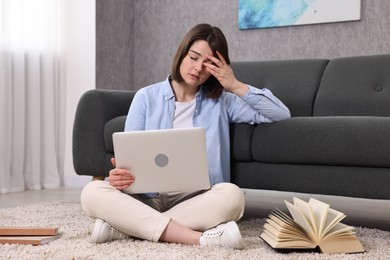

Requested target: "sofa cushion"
[
  {"left": 314, "top": 54, "right": 390, "bottom": 116},
  {"left": 251, "top": 117, "right": 390, "bottom": 167},
  {"left": 104, "top": 116, "right": 126, "bottom": 153},
  {"left": 229, "top": 123, "right": 254, "bottom": 161},
  {"left": 231, "top": 162, "right": 390, "bottom": 199},
  {"left": 232, "top": 59, "right": 328, "bottom": 117}
]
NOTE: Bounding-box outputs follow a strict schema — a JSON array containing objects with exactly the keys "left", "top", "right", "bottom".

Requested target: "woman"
[{"left": 81, "top": 24, "right": 290, "bottom": 249}]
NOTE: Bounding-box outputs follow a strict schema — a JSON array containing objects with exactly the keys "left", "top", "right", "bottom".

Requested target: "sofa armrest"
[{"left": 72, "top": 89, "right": 136, "bottom": 177}]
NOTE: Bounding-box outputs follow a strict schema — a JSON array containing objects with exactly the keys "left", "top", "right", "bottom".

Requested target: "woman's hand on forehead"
[{"left": 204, "top": 51, "right": 248, "bottom": 96}]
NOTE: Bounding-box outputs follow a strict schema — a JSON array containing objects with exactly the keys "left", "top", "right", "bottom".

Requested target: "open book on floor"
[
  {"left": 0, "top": 227, "right": 60, "bottom": 245},
  {"left": 260, "top": 197, "right": 365, "bottom": 254}
]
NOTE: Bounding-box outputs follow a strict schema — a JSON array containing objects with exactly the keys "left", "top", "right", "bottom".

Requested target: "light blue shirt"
[{"left": 125, "top": 76, "right": 291, "bottom": 185}]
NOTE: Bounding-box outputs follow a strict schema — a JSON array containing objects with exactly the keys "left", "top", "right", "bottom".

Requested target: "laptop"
[{"left": 112, "top": 127, "right": 211, "bottom": 194}]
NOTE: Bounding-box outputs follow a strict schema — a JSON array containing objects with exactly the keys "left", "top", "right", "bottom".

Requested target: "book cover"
[
  {"left": 260, "top": 197, "right": 365, "bottom": 254},
  {"left": 0, "top": 227, "right": 58, "bottom": 236}
]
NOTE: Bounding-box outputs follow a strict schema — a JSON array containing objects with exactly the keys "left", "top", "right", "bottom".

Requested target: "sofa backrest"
[
  {"left": 232, "top": 59, "right": 328, "bottom": 117},
  {"left": 313, "top": 54, "right": 390, "bottom": 116}
]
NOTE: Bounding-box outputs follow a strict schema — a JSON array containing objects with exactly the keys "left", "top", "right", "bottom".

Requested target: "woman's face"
[{"left": 179, "top": 40, "right": 214, "bottom": 87}]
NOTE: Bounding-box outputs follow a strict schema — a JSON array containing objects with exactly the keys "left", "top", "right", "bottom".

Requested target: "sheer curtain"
[{"left": 0, "top": 0, "right": 66, "bottom": 193}]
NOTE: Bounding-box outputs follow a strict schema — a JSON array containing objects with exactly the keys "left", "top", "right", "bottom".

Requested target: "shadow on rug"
[{"left": 0, "top": 201, "right": 389, "bottom": 259}]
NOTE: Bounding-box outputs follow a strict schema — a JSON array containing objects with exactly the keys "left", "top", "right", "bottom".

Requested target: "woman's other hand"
[{"left": 108, "top": 157, "right": 135, "bottom": 190}]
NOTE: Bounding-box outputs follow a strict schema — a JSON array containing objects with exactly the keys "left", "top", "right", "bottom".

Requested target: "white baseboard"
[{"left": 243, "top": 188, "right": 390, "bottom": 231}]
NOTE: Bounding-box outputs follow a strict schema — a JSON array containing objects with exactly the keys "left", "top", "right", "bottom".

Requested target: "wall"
[
  {"left": 96, "top": 0, "right": 390, "bottom": 91},
  {"left": 96, "top": 0, "right": 134, "bottom": 90},
  {"left": 64, "top": 0, "right": 96, "bottom": 187}
]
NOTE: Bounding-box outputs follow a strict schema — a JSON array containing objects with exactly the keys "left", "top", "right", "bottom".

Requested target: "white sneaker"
[
  {"left": 90, "top": 219, "right": 129, "bottom": 243},
  {"left": 199, "top": 221, "right": 245, "bottom": 249}
]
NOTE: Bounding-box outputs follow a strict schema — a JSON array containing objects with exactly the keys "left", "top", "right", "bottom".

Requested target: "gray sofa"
[{"left": 73, "top": 54, "right": 390, "bottom": 229}]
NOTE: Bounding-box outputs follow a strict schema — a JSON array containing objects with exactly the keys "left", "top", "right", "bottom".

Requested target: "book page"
[
  {"left": 322, "top": 208, "right": 346, "bottom": 236},
  {"left": 323, "top": 222, "right": 355, "bottom": 239},
  {"left": 263, "top": 223, "right": 309, "bottom": 241},
  {"left": 293, "top": 197, "right": 318, "bottom": 240},
  {"left": 285, "top": 200, "right": 316, "bottom": 242},
  {"left": 308, "top": 198, "right": 330, "bottom": 239},
  {"left": 269, "top": 213, "right": 302, "bottom": 233},
  {"left": 265, "top": 220, "right": 309, "bottom": 241},
  {"left": 272, "top": 209, "right": 305, "bottom": 230},
  {"left": 0, "top": 235, "right": 60, "bottom": 245},
  {"left": 260, "top": 232, "right": 316, "bottom": 249}
]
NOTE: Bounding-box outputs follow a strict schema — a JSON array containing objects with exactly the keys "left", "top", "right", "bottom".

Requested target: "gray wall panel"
[
  {"left": 97, "top": 0, "right": 390, "bottom": 90},
  {"left": 96, "top": 0, "right": 134, "bottom": 90}
]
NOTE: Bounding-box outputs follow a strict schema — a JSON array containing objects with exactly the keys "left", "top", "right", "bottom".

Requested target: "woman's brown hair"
[{"left": 171, "top": 24, "right": 230, "bottom": 99}]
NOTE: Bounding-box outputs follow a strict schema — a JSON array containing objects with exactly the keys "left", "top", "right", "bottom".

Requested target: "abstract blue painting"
[{"left": 238, "top": 0, "right": 361, "bottom": 29}]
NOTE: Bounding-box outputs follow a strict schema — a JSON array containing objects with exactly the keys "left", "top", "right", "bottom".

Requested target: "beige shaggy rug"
[{"left": 0, "top": 201, "right": 389, "bottom": 259}]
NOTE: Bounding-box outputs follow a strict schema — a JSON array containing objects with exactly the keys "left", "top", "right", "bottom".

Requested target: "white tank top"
[{"left": 173, "top": 99, "right": 196, "bottom": 128}]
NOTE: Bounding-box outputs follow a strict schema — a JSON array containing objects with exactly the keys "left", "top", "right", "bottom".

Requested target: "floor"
[{"left": 0, "top": 187, "right": 82, "bottom": 209}]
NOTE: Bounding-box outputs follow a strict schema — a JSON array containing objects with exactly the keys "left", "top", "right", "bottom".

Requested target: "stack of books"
[
  {"left": 260, "top": 197, "right": 365, "bottom": 254},
  {"left": 0, "top": 227, "right": 60, "bottom": 245}
]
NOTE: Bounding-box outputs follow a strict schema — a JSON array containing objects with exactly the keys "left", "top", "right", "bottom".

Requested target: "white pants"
[{"left": 80, "top": 181, "right": 245, "bottom": 242}]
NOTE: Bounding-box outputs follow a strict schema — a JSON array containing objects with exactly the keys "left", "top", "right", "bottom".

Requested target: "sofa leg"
[{"left": 91, "top": 176, "right": 105, "bottom": 181}]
